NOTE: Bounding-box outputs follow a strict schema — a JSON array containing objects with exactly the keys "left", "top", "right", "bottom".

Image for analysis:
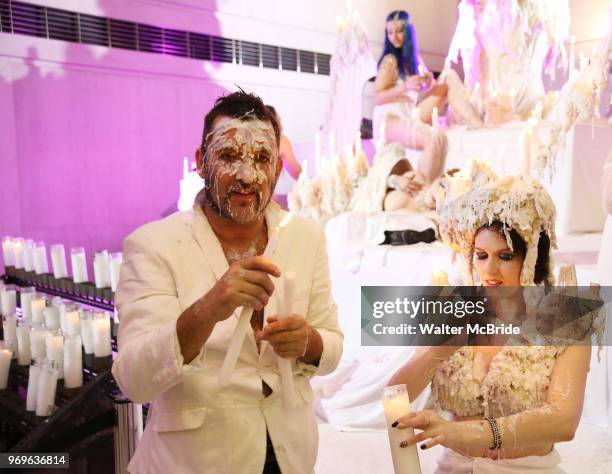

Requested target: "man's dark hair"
[
  {"left": 200, "top": 90, "right": 281, "bottom": 155},
  {"left": 477, "top": 221, "right": 551, "bottom": 285}
]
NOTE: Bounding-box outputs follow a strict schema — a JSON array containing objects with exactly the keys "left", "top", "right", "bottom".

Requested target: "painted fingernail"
[
  {"left": 399, "top": 441, "right": 408, "bottom": 448},
  {"left": 391, "top": 421, "right": 399, "bottom": 428},
  {"left": 420, "top": 444, "right": 427, "bottom": 450}
]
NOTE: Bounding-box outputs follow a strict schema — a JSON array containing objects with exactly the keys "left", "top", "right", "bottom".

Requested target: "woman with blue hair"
[{"left": 373, "top": 10, "right": 482, "bottom": 206}]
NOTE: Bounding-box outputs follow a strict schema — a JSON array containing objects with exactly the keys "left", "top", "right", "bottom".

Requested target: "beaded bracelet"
[{"left": 485, "top": 417, "right": 502, "bottom": 450}]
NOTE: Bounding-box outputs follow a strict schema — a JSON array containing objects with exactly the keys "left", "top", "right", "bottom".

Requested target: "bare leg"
[
  {"left": 442, "top": 69, "right": 484, "bottom": 128},
  {"left": 418, "top": 84, "right": 449, "bottom": 124}
]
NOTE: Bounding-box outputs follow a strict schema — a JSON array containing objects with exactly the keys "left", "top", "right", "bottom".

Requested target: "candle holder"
[
  {"left": 2, "top": 313, "right": 19, "bottom": 359},
  {"left": 1, "top": 284, "right": 17, "bottom": 316},
  {"left": 63, "top": 334, "right": 83, "bottom": 389},
  {"left": 20, "top": 286, "right": 37, "bottom": 322},
  {"left": 0, "top": 341, "right": 14, "bottom": 390},
  {"left": 80, "top": 309, "right": 95, "bottom": 355},
  {"left": 16, "top": 319, "right": 32, "bottom": 366},
  {"left": 29, "top": 323, "right": 47, "bottom": 361},
  {"left": 92, "top": 311, "right": 112, "bottom": 358},
  {"left": 35, "top": 358, "right": 59, "bottom": 417}
]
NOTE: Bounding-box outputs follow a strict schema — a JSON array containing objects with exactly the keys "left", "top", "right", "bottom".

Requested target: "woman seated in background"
[
  {"left": 374, "top": 10, "right": 483, "bottom": 198},
  {"left": 389, "top": 165, "right": 593, "bottom": 473}
]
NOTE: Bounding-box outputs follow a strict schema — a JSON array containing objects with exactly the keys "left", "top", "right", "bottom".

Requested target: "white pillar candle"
[
  {"left": 50, "top": 244, "right": 68, "bottom": 279},
  {"left": 219, "top": 212, "right": 294, "bottom": 386},
  {"left": 383, "top": 384, "right": 422, "bottom": 474},
  {"left": 64, "top": 303, "right": 81, "bottom": 337},
  {"left": 93, "top": 252, "right": 111, "bottom": 289},
  {"left": 276, "top": 271, "right": 296, "bottom": 408},
  {"left": 92, "top": 311, "right": 112, "bottom": 357},
  {"left": 45, "top": 330, "right": 64, "bottom": 379},
  {"left": 2, "top": 313, "right": 18, "bottom": 359},
  {"left": 36, "top": 358, "right": 58, "bottom": 417},
  {"left": 26, "top": 360, "right": 41, "bottom": 411},
  {"left": 59, "top": 300, "right": 69, "bottom": 334},
  {"left": 19, "top": 286, "right": 36, "bottom": 322},
  {"left": 432, "top": 106, "right": 439, "bottom": 132},
  {"left": 43, "top": 306, "right": 60, "bottom": 330},
  {"left": 63, "top": 334, "right": 83, "bottom": 389},
  {"left": 1, "top": 284, "right": 17, "bottom": 316},
  {"left": 2, "top": 236, "right": 15, "bottom": 267},
  {"left": 13, "top": 238, "right": 25, "bottom": 269},
  {"left": 16, "top": 320, "right": 31, "bottom": 366},
  {"left": 0, "top": 343, "right": 13, "bottom": 389},
  {"left": 23, "top": 239, "right": 36, "bottom": 272},
  {"left": 109, "top": 252, "right": 123, "bottom": 292},
  {"left": 80, "top": 310, "right": 95, "bottom": 354},
  {"left": 30, "top": 294, "right": 47, "bottom": 325},
  {"left": 30, "top": 324, "right": 47, "bottom": 360},
  {"left": 70, "top": 247, "right": 89, "bottom": 283},
  {"left": 33, "top": 242, "right": 49, "bottom": 275}
]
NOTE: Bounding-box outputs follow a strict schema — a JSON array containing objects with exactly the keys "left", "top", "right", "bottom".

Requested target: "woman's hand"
[
  {"left": 393, "top": 410, "right": 466, "bottom": 451},
  {"left": 404, "top": 75, "right": 427, "bottom": 92}
]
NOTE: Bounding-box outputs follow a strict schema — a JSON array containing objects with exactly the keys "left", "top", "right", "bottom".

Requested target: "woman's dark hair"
[
  {"left": 477, "top": 221, "right": 551, "bottom": 285},
  {"left": 377, "top": 10, "right": 419, "bottom": 79}
]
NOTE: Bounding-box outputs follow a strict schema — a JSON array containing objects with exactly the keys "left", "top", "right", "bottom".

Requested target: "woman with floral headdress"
[
  {"left": 387, "top": 163, "right": 593, "bottom": 473},
  {"left": 373, "top": 10, "right": 484, "bottom": 211}
]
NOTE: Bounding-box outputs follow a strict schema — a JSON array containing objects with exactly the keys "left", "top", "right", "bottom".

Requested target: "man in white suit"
[{"left": 112, "top": 91, "right": 343, "bottom": 474}]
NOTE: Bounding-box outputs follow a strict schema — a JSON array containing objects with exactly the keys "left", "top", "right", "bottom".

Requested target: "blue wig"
[{"left": 377, "top": 10, "right": 419, "bottom": 79}]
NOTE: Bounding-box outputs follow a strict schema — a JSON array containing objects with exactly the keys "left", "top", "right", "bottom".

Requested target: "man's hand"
[
  {"left": 205, "top": 256, "right": 281, "bottom": 323},
  {"left": 257, "top": 315, "right": 311, "bottom": 359}
]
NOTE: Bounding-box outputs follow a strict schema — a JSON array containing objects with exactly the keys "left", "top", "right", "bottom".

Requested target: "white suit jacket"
[{"left": 111, "top": 202, "right": 343, "bottom": 474}]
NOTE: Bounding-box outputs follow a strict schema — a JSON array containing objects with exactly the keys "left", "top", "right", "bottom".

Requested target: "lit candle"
[
  {"left": 568, "top": 35, "right": 576, "bottom": 81},
  {"left": 31, "top": 294, "right": 47, "bottom": 325},
  {"left": 183, "top": 156, "right": 189, "bottom": 179},
  {"left": 33, "top": 241, "right": 49, "bottom": 275},
  {"left": 13, "top": 238, "right": 24, "bottom": 269},
  {"left": 276, "top": 271, "right": 297, "bottom": 408},
  {"left": 2, "top": 236, "right": 15, "bottom": 268},
  {"left": 16, "top": 319, "right": 31, "bottom": 366},
  {"left": 45, "top": 329, "right": 64, "bottom": 379},
  {"left": 2, "top": 313, "right": 18, "bottom": 359},
  {"left": 109, "top": 252, "right": 123, "bottom": 292},
  {"left": 382, "top": 384, "right": 422, "bottom": 474},
  {"left": 23, "top": 239, "right": 35, "bottom": 272},
  {"left": 19, "top": 286, "right": 36, "bottom": 322},
  {"left": 219, "top": 212, "right": 294, "bottom": 386},
  {"left": 432, "top": 106, "right": 439, "bottom": 132},
  {"left": 26, "top": 360, "right": 41, "bottom": 411},
  {"left": 92, "top": 311, "right": 112, "bottom": 357},
  {"left": 431, "top": 271, "right": 449, "bottom": 286},
  {"left": 93, "top": 251, "right": 111, "bottom": 289},
  {"left": 64, "top": 303, "right": 81, "bottom": 337},
  {"left": 522, "top": 125, "right": 532, "bottom": 177},
  {"left": 418, "top": 64, "right": 426, "bottom": 77},
  {"left": 63, "top": 334, "right": 83, "bottom": 389},
  {"left": 29, "top": 324, "right": 47, "bottom": 360},
  {"left": 50, "top": 244, "right": 68, "bottom": 279},
  {"left": 80, "top": 310, "right": 95, "bottom": 355},
  {"left": 0, "top": 342, "right": 13, "bottom": 389},
  {"left": 43, "top": 306, "right": 60, "bottom": 330},
  {"left": 70, "top": 247, "right": 88, "bottom": 283},
  {"left": 36, "top": 358, "right": 58, "bottom": 417}
]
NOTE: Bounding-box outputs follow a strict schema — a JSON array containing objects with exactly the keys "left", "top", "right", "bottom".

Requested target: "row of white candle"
[
  {"left": 2, "top": 238, "right": 123, "bottom": 291},
  {"left": 314, "top": 131, "right": 367, "bottom": 177}
]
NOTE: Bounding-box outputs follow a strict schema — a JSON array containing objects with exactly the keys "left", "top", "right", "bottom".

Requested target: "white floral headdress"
[{"left": 436, "top": 161, "right": 557, "bottom": 286}]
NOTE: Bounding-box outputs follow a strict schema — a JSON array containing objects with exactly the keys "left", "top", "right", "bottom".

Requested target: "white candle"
[
  {"left": 218, "top": 213, "right": 294, "bottom": 386},
  {"left": 568, "top": 35, "right": 576, "bottom": 81},
  {"left": 93, "top": 251, "right": 111, "bottom": 289},
  {"left": 92, "top": 311, "right": 112, "bottom": 357},
  {"left": 29, "top": 324, "right": 47, "bottom": 360},
  {"left": 64, "top": 303, "right": 81, "bottom": 337},
  {"left": 70, "top": 247, "right": 88, "bottom": 283},
  {"left": 13, "top": 238, "right": 25, "bottom": 269},
  {"left": 1, "top": 284, "right": 17, "bottom": 317},
  {"left": 16, "top": 320, "right": 31, "bottom": 366},
  {"left": 46, "top": 329, "right": 64, "bottom": 379},
  {"left": 2, "top": 236, "right": 16, "bottom": 267},
  {"left": 276, "top": 271, "right": 297, "bottom": 408},
  {"left": 31, "top": 294, "right": 47, "bottom": 325},
  {"left": 33, "top": 242, "right": 49, "bottom": 275},
  {"left": 63, "top": 334, "right": 83, "bottom": 389},
  {"left": 432, "top": 106, "right": 439, "bottom": 132},
  {"left": 50, "top": 244, "right": 68, "bottom": 279},
  {"left": 0, "top": 343, "right": 13, "bottom": 389},
  {"left": 19, "top": 286, "right": 36, "bottom": 322},
  {"left": 43, "top": 306, "right": 60, "bottom": 330},
  {"left": 522, "top": 125, "right": 532, "bottom": 177},
  {"left": 23, "top": 239, "right": 36, "bottom": 272},
  {"left": 2, "top": 313, "right": 18, "bottom": 359},
  {"left": 383, "top": 384, "right": 422, "bottom": 474},
  {"left": 80, "top": 310, "right": 95, "bottom": 354},
  {"left": 26, "top": 360, "right": 41, "bottom": 411},
  {"left": 109, "top": 252, "right": 123, "bottom": 292},
  {"left": 36, "top": 358, "right": 58, "bottom": 416}
]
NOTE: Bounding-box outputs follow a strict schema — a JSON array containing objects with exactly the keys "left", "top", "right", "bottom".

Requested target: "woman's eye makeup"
[
  {"left": 475, "top": 252, "right": 488, "bottom": 260},
  {"left": 499, "top": 252, "right": 515, "bottom": 261}
]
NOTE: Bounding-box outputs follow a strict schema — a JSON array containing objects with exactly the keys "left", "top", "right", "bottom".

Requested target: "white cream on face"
[{"left": 203, "top": 115, "right": 279, "bottom": 223}]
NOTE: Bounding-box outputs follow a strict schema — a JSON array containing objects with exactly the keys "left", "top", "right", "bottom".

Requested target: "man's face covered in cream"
[{"left": 202, "top": 116, "right": 280, "bottom": 224}]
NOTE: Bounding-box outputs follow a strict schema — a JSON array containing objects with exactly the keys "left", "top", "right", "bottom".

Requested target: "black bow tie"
[{"left": 381, "top": 228, "right": 437, "bottom": 246}]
